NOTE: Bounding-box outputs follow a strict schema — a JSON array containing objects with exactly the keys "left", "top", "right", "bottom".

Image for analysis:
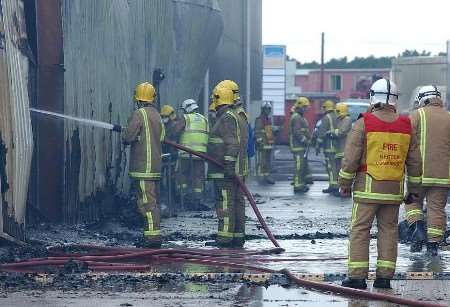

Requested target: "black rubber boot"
[
  {"left": 322, "top": 187, "right": 332, "bottom": 193},
  {"left": 410, "top": 220, "right": 427, "bottom": 252},
  {"left": 341, "top": 278, "right": 367, "bottom": 289},
  {"left": 265, "top": 176, "right": 275, "bottom": 185},
  {"left": 294, "top": 186, "right": 309, "bottom": 194},
  {"left": 426, "top": 242, "right": 439, "bottom": 257},
  {"left": 331, "top": 188, "right": 341, "bottom": 197},
  {"left": 373, "top": 278, "right": 392, "bottom": 289}
]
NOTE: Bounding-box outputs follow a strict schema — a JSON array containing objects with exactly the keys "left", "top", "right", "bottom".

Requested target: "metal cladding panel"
[
  {"left": 0, "top": 0, "right": 33, "bottom": 240},
  {"left": 209, "top": 0, "right": 262, "bottom": 103},
  {"left": 61, "top": 0, "right": 223, "bottom": 221}
]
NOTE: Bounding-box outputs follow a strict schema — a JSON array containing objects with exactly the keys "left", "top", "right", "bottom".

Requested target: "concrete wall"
[
  {"left": 391, "top": 56, "right": 447, "bottom": 112},
  {"left": 0, "top": 0, "right": 33, "bottom": 241}
]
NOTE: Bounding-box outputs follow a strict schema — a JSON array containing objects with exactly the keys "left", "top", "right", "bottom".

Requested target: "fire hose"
[
  {"left": 0, "top": 245, "right": 445, "bottom": 307},
  {"left": 163, "top": 139, "right": 282, "bottom": 249}
]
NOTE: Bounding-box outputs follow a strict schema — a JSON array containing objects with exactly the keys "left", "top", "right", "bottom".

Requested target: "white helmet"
[
  {"left": 416, "top": 85, "right": 441, "bottom": 107},
  {"left": 181, "top": 99, "right": 199, "bottom": 113},
  {"left": 369, "top": 78, "right": 399, "bottom": 107},
  {"left": 262, "top": 101, "right": 272, "bottom": 109}
]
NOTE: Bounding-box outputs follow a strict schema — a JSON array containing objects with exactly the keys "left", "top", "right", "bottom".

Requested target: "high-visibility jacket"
[
  {"left": 338, "top": 108, "right": 422, "bottom": 205},
  {"left": 123, "top": 105, "right": 165, "bottom": 180},
  {"left": 179, "top": 113, "right": 208, "bottom": 158},
  {"left": 289, "top": 112, "right": 310, "bottom": 153},
  {"left": 255, "top": 115, "right": 274, "bottom": 149},
  {"left": 208, "top": 106, "right": 248, "bottom": 179},
  {"left": 410, "top": 103, "right": 450, "bottom": 187},
  {"left": 317, "top": 111, "right": 338, "bottom": 153},
  {"left": 335, "top": 115, "right": 352, "bottom": 158}
]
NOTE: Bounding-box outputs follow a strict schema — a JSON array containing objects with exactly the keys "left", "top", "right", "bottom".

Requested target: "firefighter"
[
  {"left": 406, "top": 85, "right": 450, "bottom": 256},
  {"left": 255, "top": 101, "right": 275, "bottom": 184},
  {"left": 160, "top": 105, "right": 178, "bottom": 157},
  {"left": 122, "top": 82, "right": 165, "bottom": 248},
  {"left": 316, "top": 100, "right": 339, "bottom": 195},
  {"left": 173, "top": 99, "right": 208, "bottom": 210},
  {"left": 289, "top": 97, "right": 312, "bottom": 193},
  {"left": 208, "top": 86, "right": 248, "bottom": 247},
  {"left": 339, "top": 79, "right": 421, "bottom": 289},
  {"left": 334, "top": 103, "right": 352, "bottom": 173}
]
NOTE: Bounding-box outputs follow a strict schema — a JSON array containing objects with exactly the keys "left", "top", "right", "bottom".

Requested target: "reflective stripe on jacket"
[
  {"left": 338, "top": 108, "right": 422, "bottom": 205},
  {"left": 179, "top": 113, "right": 208, "bottom": 157},
  {"left": 289, "top": 112, "right": 310, "bottom": 153},
  {"left": 123, "top": 105, "right": 165, "bottom": 180},
  {"left": 410, "top": 103, "right": 450, "bottom": 187}
]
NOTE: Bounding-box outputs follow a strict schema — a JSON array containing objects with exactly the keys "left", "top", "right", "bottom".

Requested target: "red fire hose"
[{"left": 163, "top": 139, "right": 281, "bottom": 249}]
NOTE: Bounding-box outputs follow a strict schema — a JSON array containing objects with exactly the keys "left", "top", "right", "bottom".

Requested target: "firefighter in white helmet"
[
  {"left": 339, "top": 78, "right": 421, "bottom": 289},
  {"left": 406, "top": 85, "right": 450, "bottom": 255},
  {"left": 172, "top": 98, "right": 209, "bottom": 210}
]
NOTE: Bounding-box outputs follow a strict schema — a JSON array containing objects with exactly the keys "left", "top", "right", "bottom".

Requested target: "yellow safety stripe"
[
  {"left": 335, "top": 152, "right": 344, "bottom": 158},
  {"left": 408, "top": 176, "right": 422, "bottom": 184},
  {"left": 129, "top": 172, "right": 161, "bottom": 179},
  {"left": 217, "top": 231, "right": 234, "bottom": 238},
  {"left": 418, "top": 108, "right": 426, "bottom": 176},
  {"left": 223, "top": 217, "right": 230, "bottom": 233},
  {"left": 208, "top": 173, "right": 224, "bottom": 179},
  {"left": 194, "top": 188, "right": 203, "bottom": 193},
  {"left": 377, "top": 260, "right": 396, "bottom": 269},
  {"left": 427, "top": 227, "right": 444, "bottom": 236},
  {"left": 365, "top": 174, "right": 372, "bottom": 193},
  {"left": 144, "top": 230, "right": 161, "bottom": 237},
  {"left": 348, "top": 261, "right": 369, "bottom": 269},
  {"left": 354, "top": 191, "right": 403, "bottom": 202},
  {"left": 294, "top": 155, "right": 301, "bottom": 187},
  {"left": 422, "top": 177, "right": 450, "bottom": 185},
  {"left": 209, "top": 137, "right": 223, "bottom": 144},
  {"left": 263, "top": 145, "right": 273, "bottom": 149},
  {"left": 406, "top": 209, "right": 423, "bottom": 218},
  {"left": 351, "top": 203, "right": 359, "bottom": 228},
  {"left": 226, "top": 110, "right": 244, "bottom": 175},
  {"left": 339, "top": 169, "right": 356, "bottom": 180},
  {"left": 224, "top": 155, "right": 237, "bottom": 162},
  {"left": 160, "top": 119, "right": 166, "bottom": 142},
  {"left": 233, "top": 233, "right": 245, "bottom": 238},
  {"left": 326, "top": 113, "right": 335, "bottom": 152},
  {"left": 140, "top": 181, "right": 148, "bottom": 204},
  {"left": 139, "top": 108, "right": 152, "bottom": 174}
]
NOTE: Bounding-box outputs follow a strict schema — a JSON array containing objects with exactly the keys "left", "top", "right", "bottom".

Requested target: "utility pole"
[{"left": 320, "top": 32, "right": 325, "bottom": 93}]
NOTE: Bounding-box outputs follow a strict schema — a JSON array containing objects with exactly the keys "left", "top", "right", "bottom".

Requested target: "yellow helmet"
[
  {"left": 336, "top": 103, "right": 349, "bottom": 117},
  {"left": 295, "top": 97, "right": 310, "bottom": 109},
  {"left": 161, "top": 105, "right": 175, "bottom": 117},
  {"left": 209, "top": 101, "right": 217, "bottom": 112},
  {"left": 134, "top": 82, "right": 156, "bottom": 103},
  {"left": 217, "top": 80, "right": 240, "bottom": 102},
  {"left": 214, "top": 86, "right": 234, "bottom": 107},
  {"left": 322, "top": 100, "right": 335, "bottom": 111}
]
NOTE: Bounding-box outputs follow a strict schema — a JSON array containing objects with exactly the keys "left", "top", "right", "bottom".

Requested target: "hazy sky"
[{"left": 263, "top": 0, "right": 450, "bottom": 63}]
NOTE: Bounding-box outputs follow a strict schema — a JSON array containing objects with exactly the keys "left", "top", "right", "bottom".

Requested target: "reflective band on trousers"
[
  {"left": 144, "top": 212, "right": 160, "bottom": 237},
  {"left": 377, "top": 260, "right": 396, "bottom": 269},
  {"left": 427, "top": 227, "right": 444, "bottom": 236},
  {"left": 140, "top": 180, "right": 148, "bottom": 204},
  {"left": 218, "top": 189, "right": 233, "bottom": 238},
  {"left": 406, "top": 209, "right": 423, "bottom": 218},
  {"left": 180, "top": 113, "right": 208, "bottom": 154},
  {"left": 339, "top": 169, "right": 355, "bottom": 180}
]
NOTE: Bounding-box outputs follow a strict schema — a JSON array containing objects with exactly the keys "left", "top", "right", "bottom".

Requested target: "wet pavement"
[{"left": 1, "top": 147, "right": 450, "bottom": 305}]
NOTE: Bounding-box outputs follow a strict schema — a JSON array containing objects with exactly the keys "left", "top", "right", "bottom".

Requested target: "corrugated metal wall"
[
  {"left": 60, "top": 0, "right": 223, "bottom": 222},
  {"left": 209, "top": 0, "right": 262, "bottom": 104},
  {"left": 0, "top": 0, "right": 33, "bottom": 241}
]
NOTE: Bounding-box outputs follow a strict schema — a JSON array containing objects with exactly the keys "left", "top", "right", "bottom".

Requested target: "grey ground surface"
[{"left": 1, "top": 146, "right": 450, "bottom": 306}]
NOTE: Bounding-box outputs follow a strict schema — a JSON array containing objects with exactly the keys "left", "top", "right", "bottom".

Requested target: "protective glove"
[
  {"left": 223, "top": 161, "right": 236, "bottom": 179},
  {"left": 112, "top": 124, "right": 123, "bottom": 133},
  {"left": 340, "top": 186, "right": 352, "bottom": 198},
  {"left": 404, "top": 193, "right": 419, "bottom": 204}
]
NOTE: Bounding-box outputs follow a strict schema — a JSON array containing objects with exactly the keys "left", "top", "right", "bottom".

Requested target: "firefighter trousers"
[
  {"left": 348, "top": 202, "right": 399, "bottom": 279},
  {"left": 405, "top": 187, "right": 448, "bottom": 242},
  {"left": 214, "top": 178, "right": 245, "bottom": 246},
  {"left": 256, "top": 148, "right": 272, "bottom": 178},
  {"left": 293, "top": 152, "right": 307, "bottom": 189},
  {"left": 176, "top": 157, "right": 205, "bottom": 202},
  {"left": 134, "top": 180, "right": 161, "bottom": 244},
  {"left": 324, "top": 153, "right": 338, "bottom": 189}
]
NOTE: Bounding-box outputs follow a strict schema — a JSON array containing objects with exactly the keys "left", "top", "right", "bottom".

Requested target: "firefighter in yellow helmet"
[
  {"left": 122, "top": 82, "right": 165, "bottom": 248},
  {"left": 334, "top": 103, "right": 352, "bottom": 174},
  {"left": 316, "top": 100, "right": 339, "bottom": 196},
  {"left": 339, "top": 79, "right": 421, "bottom": 289},
  {"left": 171, "top": 98, "right": 208, "bottom": 210},
  {"left": 255, "top": 101, "right": 275, "bottom": 184},
  {"left": 289, "top": 97, "right": 312, "bottom": 193},
  {"left": 207, "top": 86, "right": 248, "bottom": 247}
]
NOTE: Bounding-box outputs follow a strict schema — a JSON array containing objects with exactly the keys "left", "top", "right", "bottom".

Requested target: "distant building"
[{"left": 294, "top": 68, "right": 389, "bottom": 100}]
